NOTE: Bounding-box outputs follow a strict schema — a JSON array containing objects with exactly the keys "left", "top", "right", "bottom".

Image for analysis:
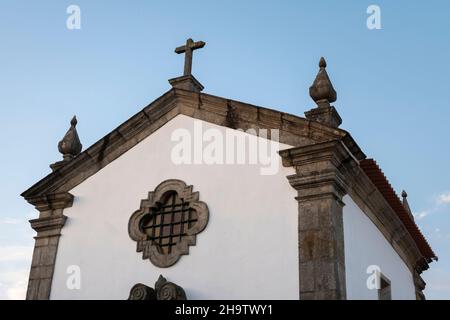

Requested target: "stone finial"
[
  {"left": 58, "top": 116, "right": 82, "bottom": 160},
  {"left": 50, "top": 116, "right": 82, "bottom": 171},
  {"left": 309, "top": 57, "right": 337, "bottom": 107},
  {"left": 304, "top": 57, "right": 342, "bottom": 128},
  {"left": 401, "top": 190, "right": 414, "bottom": 220}
]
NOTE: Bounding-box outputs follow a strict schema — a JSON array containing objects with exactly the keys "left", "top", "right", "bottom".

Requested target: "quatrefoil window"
[
  {"left": 140, "top": 191, "right": 199, "bottom": 255},
  {"left": 128, "top": 180, "right": 209, "bottom": 268}
]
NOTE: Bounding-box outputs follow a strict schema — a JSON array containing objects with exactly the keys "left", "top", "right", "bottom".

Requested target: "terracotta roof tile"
[{"left": 360, "top": 159, "right": 436, "bottom": 263}]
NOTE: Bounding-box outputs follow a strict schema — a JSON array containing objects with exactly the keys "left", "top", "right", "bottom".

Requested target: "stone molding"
[
  {"left": 25, "top": 192, "right": 74, "bottom": 300},
  {"left": 128, "top": 179, "right": 209, "bottom": 268},
  {"left": 21, "top": 88, "right": 365, "bottom": 200}
]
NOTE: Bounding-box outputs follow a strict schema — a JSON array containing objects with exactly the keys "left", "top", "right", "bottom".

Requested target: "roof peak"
[{"left": 22, "top": 88, "right": 366, "bottom": 199}]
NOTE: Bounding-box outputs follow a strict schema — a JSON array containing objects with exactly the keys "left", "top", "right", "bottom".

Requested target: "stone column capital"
[
  {"left": 279, "top": 139, "right": 356, "bottom": 202},
  {"left": 25, "top": 192, "right": 74, "bottom": 213},
  {"left": 279, "top": 139, "right": 351, "bottom": 169}
]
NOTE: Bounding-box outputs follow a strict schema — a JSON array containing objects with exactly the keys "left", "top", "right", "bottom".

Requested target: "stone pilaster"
[
  {"left": 279, "top": 140, "right": 352, "bottom": 300},
  {"left": 25, "top": 192, "right": 73, "bottom": 300}
]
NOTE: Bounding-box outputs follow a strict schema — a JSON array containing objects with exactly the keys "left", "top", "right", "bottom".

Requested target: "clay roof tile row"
[{"left": 360, "top": 159, "right": 436, "bottom": 263}]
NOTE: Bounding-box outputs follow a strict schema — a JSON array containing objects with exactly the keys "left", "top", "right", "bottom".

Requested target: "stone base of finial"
[
  {"left": 50, "top": 160, "right": 67, "bottom": 172},
  {"left": 304, "top": 103, "right": 342, "bottom": 128},
  {"left": 168, "top": 75, "right": 204, "bottom": 93},
  {"left": 50, "top": 155, "right": 74, "bottom": 172}
]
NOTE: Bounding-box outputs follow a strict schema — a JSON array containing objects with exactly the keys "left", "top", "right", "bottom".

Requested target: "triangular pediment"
[{"left": 21, "top": 88, "right": 365, "bottom": 200}]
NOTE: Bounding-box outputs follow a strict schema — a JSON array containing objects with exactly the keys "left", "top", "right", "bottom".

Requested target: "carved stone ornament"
[
  {"left": 127, "top": 275, "right": 187, "bottom": 300},
  {"left": 309, "top": 57, "right": 337, "bottom": 106},
  {"left": 50, "top": 116, "right": 83, "bottom": 171},
  {"left": 128, "top": 179, "right": 209, "bottom": 268},
  {"left": 155, "top": 275, "right": 187, "bottom": 300},
  {"left": 127, "top": 283, "right": 157, "bottom": 300}
]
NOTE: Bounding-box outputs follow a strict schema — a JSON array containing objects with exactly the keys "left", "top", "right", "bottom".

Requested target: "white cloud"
[
  {"left": 0, "top": 217, "right": 23, "bottom": 225},
  {"left": 0, "top": 211, "right": 38, "bottom": 226},
  {"left": 0, "top": 246, "right": 33, "bottom": 263},
  {"left": 0, "top": 246, "right": 33, "bottom": 300},
  {"left": 424, "top": 268, "right": 450, "bottom": 299},
  {"left": 0, "top": 269, "right": 29, "bottom": 300},
  {"left": 414, "top": 190, "right": 450, "bottom": 220},
  {"left": 0, "top": 211, "right": 37, "bottom": 300},
  {"left": 0, "top": 245, "right": 33, "bottom": 300},
  {"left": 415, "top": 210, "right": 431, "bottom": 220},
  {"left": 437, "top": 191, "right": 450, "bottom": 205},
  {"left": 429, "top": 227, "right": 450, "bottom": 240}
]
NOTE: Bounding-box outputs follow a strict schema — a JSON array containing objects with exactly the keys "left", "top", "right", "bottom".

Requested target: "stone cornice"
[
  {"left": 279, "top": 139, "right": 351, "bottom": 168},
  {"left": 280, "top": 140, "right": 350, "bottom": 202},
  {"left": 26, "top": 192, "right": 74, "bottom": 212},
  {"left": 22, "top": 88, "right": 365, "bottom": 199}
]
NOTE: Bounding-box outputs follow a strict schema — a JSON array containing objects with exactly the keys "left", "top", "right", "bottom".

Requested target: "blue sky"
[{"left": 0, "top": 0, "right": 449, "bottom": 299}]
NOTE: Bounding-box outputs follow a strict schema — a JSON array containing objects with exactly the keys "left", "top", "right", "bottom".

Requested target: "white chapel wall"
[
  {"left": 50, "top": 114, "right": 299, "bottom": 300},
  {"left": 343, "top": 194, "right": 416, "bottom": 300}
]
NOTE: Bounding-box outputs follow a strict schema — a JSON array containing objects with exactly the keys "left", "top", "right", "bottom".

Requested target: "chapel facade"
[{"left": 21, "top": 39, "right": 436, "bottom": 300}]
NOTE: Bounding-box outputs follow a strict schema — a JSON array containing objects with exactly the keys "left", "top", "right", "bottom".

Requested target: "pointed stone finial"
[
  {"left": 402, "top": 190, "right": 408, "bottom": 199},
  {"left": 304, "top": 57, "right": 342, "bottom": 128},
  {"left": 401, "top": 190, "right": 414, "bottom": 220},
  {"left": 50, "top": 116, "right": 82, "bottom": 171},
  {"left": 58, "top": 115, "right": 82, "bottom": 160},
  {"left": 319, "top": 56, "right": 327, "bottom": 68},
  {"left": 309, "top": 57, "right": 337, "bottom": 106},
  {"left": 70, "top": 115, "right": 77, "bottom": 126}
]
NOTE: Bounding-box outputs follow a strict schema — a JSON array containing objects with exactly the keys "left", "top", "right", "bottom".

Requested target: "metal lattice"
[{"left": 140, "top": 191, "right": 198, "bottom": 254}]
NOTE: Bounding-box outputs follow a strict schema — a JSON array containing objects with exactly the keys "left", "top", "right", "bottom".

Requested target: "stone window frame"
[{"left": 128, "top": 179, "right": 209, "bottom": 268}]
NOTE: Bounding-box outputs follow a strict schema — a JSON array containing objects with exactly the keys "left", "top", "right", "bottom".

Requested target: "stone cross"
[{"left": 175, "top": 38, "right": 205, "bottom": 76}]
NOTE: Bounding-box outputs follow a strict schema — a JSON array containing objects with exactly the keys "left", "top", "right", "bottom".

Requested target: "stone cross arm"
[{"left": 175, "top": 38, "right": 206, "bottom": 76}]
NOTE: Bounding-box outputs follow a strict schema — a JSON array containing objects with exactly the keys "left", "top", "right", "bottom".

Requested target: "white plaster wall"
[
  {"left": 343, "top": 195, "right": 416, "bottom": 300},
  {"left": 51, "top": 114, "right": 299, "bottom": 300}
]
